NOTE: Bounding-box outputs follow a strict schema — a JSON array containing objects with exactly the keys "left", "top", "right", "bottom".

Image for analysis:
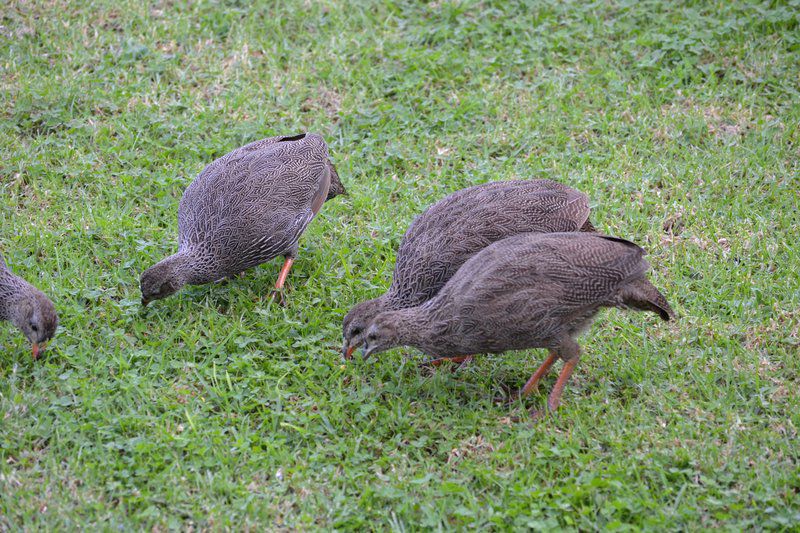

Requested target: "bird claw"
[
  {"left": 495, "top": 390, "right": 550, "bottom": 422},
  {"left": 418, "top": 357, "right": 446, "bottom": 369},
  {"left": 527, "top": 408, "right": 548, "bottom": 421},
  {"left": 494, "top": 392, "right": 520, "bottom": 407},
  {"left": 269, "top": 289, "right": 287, "bottom": 307},
  {"left": 451, "top": 356, "right": 473, "bottom": 372},
  {"left": 504, "top": 407, "right": 547, "bottom": 423},
  {"left": 419, "top": 355, "right": 473, "bottom": 372}
]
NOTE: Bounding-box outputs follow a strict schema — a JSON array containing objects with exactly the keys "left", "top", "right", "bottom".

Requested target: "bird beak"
[
  {"left": 32, "top": 343, "right": 40, "bottom": 360},
  {"left": 343, "top": 344, "right": 356, "bottom": 360},
  {"left": 362, "top": 345, "right": 374, "bottom": 361}
]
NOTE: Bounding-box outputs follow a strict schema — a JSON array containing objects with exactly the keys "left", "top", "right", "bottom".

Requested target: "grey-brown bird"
[
  {"left": 141, "top": 133, "right": 346, "bottom": 305},
  {"left": 0, "top": 252, "right": 58, "bottom": 359},
  {"left": 360, "top": 232, "right": 674, "bottom": 418},
  {"left": 343, "top": 179, "right": 594, "bottom": 362}
]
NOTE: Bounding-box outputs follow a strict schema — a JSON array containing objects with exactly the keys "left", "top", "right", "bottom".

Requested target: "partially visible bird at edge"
[{"left": 0, "top": 251, "right": 58, "bottom": 359}]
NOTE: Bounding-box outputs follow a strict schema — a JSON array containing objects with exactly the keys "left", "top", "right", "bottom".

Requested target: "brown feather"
[{"left": 343, "top": 179, "right": 594, "bottom": 353}]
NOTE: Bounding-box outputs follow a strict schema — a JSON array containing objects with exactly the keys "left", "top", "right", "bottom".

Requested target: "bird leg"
[
  {"left": 270, "top": 257, "right": 294, "bottom": 306},
  {"left": 529, "top": 340, "right": 582, "bottom": 419},
  {"left": 519, "top": 351, "right": 559, "bottom": 399},
  {"left": 544, "top": 356, "right": 579, "bottom": 413},
  {"left": 452, "top": 356, "right": 473, "bottom": 371},
  {"left": 496, "top": 350, "right": 558, "bottom": 407}
]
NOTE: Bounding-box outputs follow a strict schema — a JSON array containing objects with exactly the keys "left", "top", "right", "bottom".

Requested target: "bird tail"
[
  {"left": 621, "top": 278, "right": 675, "bottom": 321},
  {"left": 579, "top": 218, "right": 596, "bottom": 232},
  {"left": 324, "top": 159, "right": 347, "bottom": 199}
]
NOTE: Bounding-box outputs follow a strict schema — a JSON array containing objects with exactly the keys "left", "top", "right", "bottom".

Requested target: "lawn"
[{"left": 1, "top": 0, "right": 798, "bottom": 529}]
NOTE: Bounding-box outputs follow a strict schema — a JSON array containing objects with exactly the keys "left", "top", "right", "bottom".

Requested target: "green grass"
[{"left": 1, "top": 0, "right": 799, "bottom": 529}]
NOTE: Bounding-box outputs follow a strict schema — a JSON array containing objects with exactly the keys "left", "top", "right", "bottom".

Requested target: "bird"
[
  {"left": 359, "top": 232, "right": 675, "bottom": 418},
  {"left": 140, "top": 133, "right": 346, "bottom": 306},
  {"left": 342, "top": 179, "right": 595, "bottom": 362},
  {"left": 0, "top": 251, "right": 58, "bottom": 359}
]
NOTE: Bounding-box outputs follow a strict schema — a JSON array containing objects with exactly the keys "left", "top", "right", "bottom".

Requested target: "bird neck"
[
  {"left": 159, "top": 251, "right": 199, "bottom": 286},
  {"left": 388, "top": 307, "right": 432, "bottom": 348}
]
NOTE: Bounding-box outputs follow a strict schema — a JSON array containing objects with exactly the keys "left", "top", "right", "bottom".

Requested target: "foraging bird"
[
  {"left": 141, "top": 133, "right": 346, "bottom": 305},
  {"left": 343, "top": 179, "right": 594, "bottom": 361},
  {"left": 360, "top": 232, "right": 674, "bottom": 418},
  {"left": 0, "top": 252, "right": 58, "bottom": 359}
]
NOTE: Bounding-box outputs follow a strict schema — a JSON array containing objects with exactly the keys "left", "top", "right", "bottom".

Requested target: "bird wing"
[
  {"left": 388, "top": 180, "right": 591, "bottom": 306},
  {"left": 431, "top": 233, "right": 647, "bottom": 349},
  {"left": 177, "top": 135, "right": 331, "bottom": 261}
]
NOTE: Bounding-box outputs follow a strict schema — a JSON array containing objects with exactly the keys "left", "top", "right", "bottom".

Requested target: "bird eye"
[
  {"left": 351, "top": 326, "right": 362, "bottom": 336},
  {"left": 30, "top": 323, "right": 39, "bottom": 333}
]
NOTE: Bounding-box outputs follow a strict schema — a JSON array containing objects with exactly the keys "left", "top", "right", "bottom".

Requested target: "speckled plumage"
[
  {"left": 343, "top": 179, "right": 594, "bottom": 356},
  {"left": 141, "top": 133, "right": 346, "bottom": 304},
  {"left": 361, "top": 232, "right": 675, "bottom": 417},
  {"left": 0, "top": 252, "right": 58, "bottom": 359}
]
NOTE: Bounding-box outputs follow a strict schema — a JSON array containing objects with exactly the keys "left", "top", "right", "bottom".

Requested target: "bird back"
[
  {"left": 387, "top": 180, "right": 592, "bottom": 308},
  {"left": 419, "top": 232, "right": 658, "bottom": 354},
  {"left": 175, "top": 133, "right": 338, "bottom": 278}
]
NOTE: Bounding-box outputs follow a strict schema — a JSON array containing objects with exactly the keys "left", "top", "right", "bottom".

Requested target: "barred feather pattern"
[
  {"left": 343, "top": 180, "right": 593, "bottom": 350},
  {"left": 366, "top": 232, "right": 673, "bottom": 359},
  {"left": 0, "top": 253, "right": 25, "bottom": 322},
  {"left": 178, "top": 133, "right": 343, "bottom": 280},
  {"left": 141, "top": 133, "right": 345, "bottom": 302},
  {"left": 386, "top": 180, "right": 592, "bottom": 307}
]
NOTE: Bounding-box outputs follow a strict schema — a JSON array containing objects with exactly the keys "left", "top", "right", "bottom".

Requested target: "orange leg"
[
  {"left": 526, "top": 339, "right": 582, "bottom": 420},
  {"left": 519, "top": 351, "right": 559, "bottom": 398},
  {"left": 275, "top": 257, "right": 294, "bottom": 290},
  {"left": 545, "top": 356, "right": 580, "bottom": 413},
  {"left": 270, "top": 257, "right": 294, "bottom": 305},
  {"left": 449, "top": 355, "right": 472, "bottom": 367}
]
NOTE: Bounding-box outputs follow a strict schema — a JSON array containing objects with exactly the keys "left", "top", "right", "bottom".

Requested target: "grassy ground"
[{"left": 1, "top": 0, "right": 798, "bottom": 529}]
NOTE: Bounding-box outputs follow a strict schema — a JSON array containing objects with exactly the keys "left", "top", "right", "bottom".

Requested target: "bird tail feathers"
[{"left": 621, "top": 278, "right": 675, "bottom": 321}]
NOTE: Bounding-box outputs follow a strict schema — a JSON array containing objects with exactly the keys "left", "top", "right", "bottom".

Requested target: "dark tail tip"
[
  {"left": 656, "top": 303, "right": 675, "bottom": 322},
  {"left": 623, "top": 279, "right": 676, "bottom": 322},
  {"left": 649, "top": 283, "right": 676, "bottom": 322},
  {"left": 649, "top": 291, "right": 675, "bottom": 322},
  {"left": 579, "top": 218, "right": 597, "bottom": 233}
]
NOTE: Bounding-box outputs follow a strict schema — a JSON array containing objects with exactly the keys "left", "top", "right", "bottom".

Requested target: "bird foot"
[
  {"left": 419, "top": 355, "right": 473, "bottom": 372},
  {"left": 452, "top": 356, "right": 473, "bottom": 372},
  {"left": 503, "top": 407, "right": 548, "bottom": 423},
  {"left": 527, "top": 398, "right": 562, "bottom": 421},
  {"left": 527, "top": 408, "right": 548, "bottom": 421},
  {"left": 494, "top": 392, "right": 520, "bottom": 407},
  {"left": 493, "top": 383, "right": 523, "bottom": 406},
  {"left": 268, "top": 288, "right": 287, "bottom": 307}
]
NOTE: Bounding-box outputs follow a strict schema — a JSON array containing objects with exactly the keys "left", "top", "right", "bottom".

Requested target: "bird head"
[
  {"left": 10, "top": 289, "right": 58, "bottom": 360},
  {"left": 361, "top": 312, "right": 402, "bottom": 361},
  {"left": 140, "top": 256, "right": 186, "bottom": 306},
  {"left": 342, "top": 298, "right": 383, "bottom": 360}
]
